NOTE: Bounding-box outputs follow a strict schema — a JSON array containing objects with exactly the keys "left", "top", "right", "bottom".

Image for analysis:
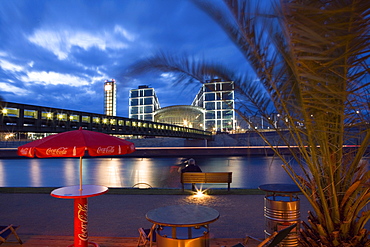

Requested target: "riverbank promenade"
[{"left": 0, "top": 188, "right": 312, "bottom": 247}]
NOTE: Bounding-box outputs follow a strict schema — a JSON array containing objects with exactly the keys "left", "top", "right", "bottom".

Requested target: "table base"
[
  {"left": 73, "top": 198, "right": 91, "bottom": 247},
  {"left": 157, "top": 227, "right": 209, "bottom": 247},
  {"left": 157, "top": 232, "right": 209, "bottom": 247},
  {"left": 68, "top": 242, "right": 99, "bottom": 247}
]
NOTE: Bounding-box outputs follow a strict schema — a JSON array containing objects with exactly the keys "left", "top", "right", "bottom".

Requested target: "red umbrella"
[{"left": 18, "top": 127, "right": 135, "bottom": 190}]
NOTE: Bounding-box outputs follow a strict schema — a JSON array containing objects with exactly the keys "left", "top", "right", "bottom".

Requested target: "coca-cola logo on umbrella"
[
  {"left": 46, "top": 147, "right": 69, "bottom": 156},
  {"left": 18, "top": 147, "right": 30, "bottom": 156},
  {"left": 96, "top": 146, "right": 115, "bottom": 155}
]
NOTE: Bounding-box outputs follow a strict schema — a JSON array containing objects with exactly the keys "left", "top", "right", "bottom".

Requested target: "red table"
[{"left": 51, "top": 185, "right": 109, "bottom": 247}]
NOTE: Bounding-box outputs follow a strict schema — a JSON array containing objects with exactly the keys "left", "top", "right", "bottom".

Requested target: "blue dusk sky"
[{"left": 0, "top": 0, "right": 246, "bottom": 117}]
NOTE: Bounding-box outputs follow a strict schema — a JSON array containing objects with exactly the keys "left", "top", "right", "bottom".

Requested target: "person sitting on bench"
[
  {"left": 181, "top": 158, "right": 202, "bottom": 190},
  {"left": 181, "top": 158, "right": 202, "bottom": 173}
]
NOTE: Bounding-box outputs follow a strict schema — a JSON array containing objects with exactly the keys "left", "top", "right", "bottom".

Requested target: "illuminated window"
[
  {"left": 104, "top": 84, "right": 112, "bottom": 91},
  {"left": 82, "top": 116, "right": 90, "bottom": 123}
]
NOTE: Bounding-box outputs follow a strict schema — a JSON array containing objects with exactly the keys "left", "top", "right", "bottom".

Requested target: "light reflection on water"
[{"left": 0, "top": 156, "right": 297, "bottom": 189}]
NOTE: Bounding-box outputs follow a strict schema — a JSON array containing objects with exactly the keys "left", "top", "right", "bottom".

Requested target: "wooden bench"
[{"left": 181, "top": 172, "right": 232, "bottom": 191}]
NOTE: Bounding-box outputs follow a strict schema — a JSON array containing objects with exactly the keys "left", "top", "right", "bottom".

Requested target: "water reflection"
[
  {"left": 132, "top": 158, "right": 155, "bottom": 187},
  {"left": 64, "top": 159, "right": 77, "bottom": 186},
  {"left": 0, "top": 161, "right": 6, "bottom": 186},
  {"left": 96, "top": 158, "right": 122, "bottom": 187},
  {"left": 0, "top": 156, "right": 297, "bottom": 189},
  {"left": 29, "top": 159, "right": 42, "bottom": 187}
]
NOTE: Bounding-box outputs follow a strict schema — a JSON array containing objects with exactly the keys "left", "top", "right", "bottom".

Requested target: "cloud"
[
  {"left": 0, "top": 59, "right": 24, "bottom": 72},
  {"left": 160, "top": 72, "right": 176, "bottom": 80},
  {"left": 114, "top": 25, "right": 136, "bottom": 41},
  {"left": 27, "top": 27, "right": 134, "bottom": 60},
  {"left": 20, "top": 71, "right": 90, "bottom": 86},
  {"left": 0, "top": 82, "right": 28, "bottom": 95}
]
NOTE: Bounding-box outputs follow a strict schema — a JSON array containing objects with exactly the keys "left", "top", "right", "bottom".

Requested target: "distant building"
[
  {"left": 192, "top": 80, "right": 235, "bottom": 132},
  {"left": 104, "top": 79, "right": 116, "bottom": 116},
  {"left": 128, "top": 80, "right": 236, "bottom": 132},
  {"left": 129, "top": 85, "right": 160, "bottom": 121},
  {"left": 154, "top": 105, "right": 205, "bottom": 130}
]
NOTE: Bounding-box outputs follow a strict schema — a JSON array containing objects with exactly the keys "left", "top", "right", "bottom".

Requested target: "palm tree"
[{"left": 129, "top": 0, "right": 370, "bottom": 246}]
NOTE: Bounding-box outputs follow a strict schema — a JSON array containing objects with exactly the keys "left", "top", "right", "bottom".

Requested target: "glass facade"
[
  {"left": 192, "top": 80, "right": 235, "bottom": 132},
  {"left": 129, "top": 85, "right": 160, "bottom": 121},
  {"left": 154, "top": 105, "right": 205, "bottom": 130},
  {"left": 104, "top": 79, "right": 116, "bottom": 116}
]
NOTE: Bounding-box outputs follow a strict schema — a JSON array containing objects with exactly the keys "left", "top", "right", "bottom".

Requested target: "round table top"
[
  {"left": 50, "top": 185, "right": 109, "bottom": 199},
  {"left": 146, "top": 204, "right": 220, "bottom": 227},
  {"left": 259, "top": 183, "right": 300, "bottom": 193}
]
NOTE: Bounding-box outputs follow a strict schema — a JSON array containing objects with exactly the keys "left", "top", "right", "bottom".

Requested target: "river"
[{"left": 0, "top": 155, "right": 300, "bottom": 189}]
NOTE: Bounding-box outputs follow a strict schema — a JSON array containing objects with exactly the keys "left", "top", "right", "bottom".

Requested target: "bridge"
[{"left": 0, "top": 101, "right": 212, "bottom": 139}]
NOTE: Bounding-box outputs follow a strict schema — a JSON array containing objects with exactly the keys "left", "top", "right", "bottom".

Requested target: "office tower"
[
  {"left": 192, "top": 80, "right": 235, "bottom": 132},
  {"left": 104, "top": 79, "right": 116, "bottom": 116},
  {"left": 129, "top": 85, "right": 160, "bottom": 121}
]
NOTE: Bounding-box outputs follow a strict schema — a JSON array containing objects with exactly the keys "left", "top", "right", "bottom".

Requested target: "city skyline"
[{"left": 0, "top": 0, "right": 247, "bottom": 117}]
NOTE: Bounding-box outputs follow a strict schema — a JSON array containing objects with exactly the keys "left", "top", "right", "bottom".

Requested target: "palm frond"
[{"left": 128, "top": 0, "right": 370, "bottom": 245}]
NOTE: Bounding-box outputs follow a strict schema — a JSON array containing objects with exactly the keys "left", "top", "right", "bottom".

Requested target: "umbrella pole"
[{"left": 79, "top": 156, "right": 83, "bottom": 191}]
